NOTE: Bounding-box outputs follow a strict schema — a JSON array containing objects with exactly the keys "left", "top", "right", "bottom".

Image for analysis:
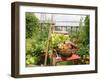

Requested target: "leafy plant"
[
  {"left": 69, "top": 16, "right": 90, "bottom": 64},
  {"left": 26, "top": 12, "right": 40, "bottom": 38},
  {"left": 70, "top": 16, "right": 89, "bottom": 46},
  {"left": 26, "top": 13, "right": 51, "bottom": 66},
  {"left": 76, "top": 45, "right": 89, "bottom": 56},
  {"left": 51, "top": 33, "right": 70, "bottom": 48},
  {"left": 26, "top": 55, "right": 38, "bottom": 65}
]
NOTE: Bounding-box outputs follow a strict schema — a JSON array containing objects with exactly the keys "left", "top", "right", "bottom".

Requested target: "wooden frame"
[{"left": 11, "top": 2, "right": 98, "bottom": 78}]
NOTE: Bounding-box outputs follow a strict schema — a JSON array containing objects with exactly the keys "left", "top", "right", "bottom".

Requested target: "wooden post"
[{"left": 44, "top": 15, "right": 54, "bottom": 66}]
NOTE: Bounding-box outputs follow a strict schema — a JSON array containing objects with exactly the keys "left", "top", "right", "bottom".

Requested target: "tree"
[
  {"left": 71, "top": 16, "right": 90, "bottom": 46},
  {"left": 79, "top": 16, "right": 90, "bottom": 46},
  {"left": 84, "top": 16, "right": 90, "bottom": 45},
  {"left": 26, "top": 12, "right": 40, "bottom": 38}
]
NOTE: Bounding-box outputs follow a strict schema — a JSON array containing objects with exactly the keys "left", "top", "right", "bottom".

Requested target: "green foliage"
[
  {"left": 51, "top": 33, "right": 70, "bottom": 48},
  {"left": 26, "top": 39, "right": 34, "bottom": 56},
  {"left": 56, "top": 61, "right": 73, "bottom": 65},
  {"left": 26, "top": 55, "right": 38, "bottom": 65},
  {"left": 70, "top": 32, "right": 80, "bottom": 44},
  {"left": 26, "top": 12, "right": 50, "bottom": 66},
  {"left": 26, "top": 12, "right": 40, "bottom": 38},
  {"left": 84, "top": 16, "right": 90, "bottom": 44},
  {"left": 26, "top": 39, "right": 38, "bottom": 65},
  {"left": 78, "top": 16, "right": 90, "bottom": 45},
  {"left": 76, "top": 45, "right": 89, "bottom": 56},
  {"left": 70, "top": 16, "right": 90, "bottom": 64},
  {"left": 70, "top": 16, "right": 89, "bottom": 46}
]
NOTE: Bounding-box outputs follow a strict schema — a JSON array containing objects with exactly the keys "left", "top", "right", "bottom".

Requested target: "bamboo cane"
[{"left": 44, "top": 15, "right": 54, "bottom": 66}]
